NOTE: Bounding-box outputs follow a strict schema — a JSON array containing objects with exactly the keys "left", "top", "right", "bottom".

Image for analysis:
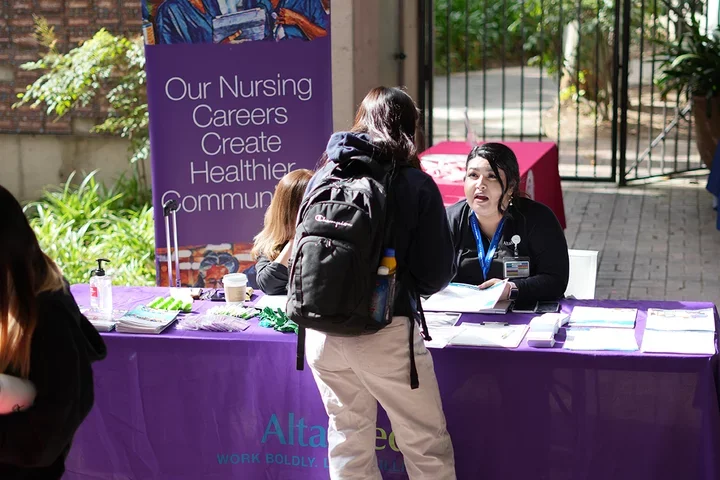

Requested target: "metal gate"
[{"left": 417, "top": 0, "right": 716, "bottom": 183}]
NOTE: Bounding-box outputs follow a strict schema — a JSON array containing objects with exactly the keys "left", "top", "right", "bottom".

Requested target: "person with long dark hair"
[
  {"left": 302, "top": 87, "right": 457, "bottom": 479},
  {"left": 447, "top": 143, "right": 569, "bottom": 306},
  {"left": 0, "top": 185, "right": 107, "bottom": 479}
]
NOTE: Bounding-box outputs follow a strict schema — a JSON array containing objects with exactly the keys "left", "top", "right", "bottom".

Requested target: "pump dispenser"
[{"left": 89, "top": 258, "right": 113, "bottom": 319}]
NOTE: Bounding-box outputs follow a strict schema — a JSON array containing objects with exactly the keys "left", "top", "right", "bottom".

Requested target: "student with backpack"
[{"left": 287, "top": 87, "right": 457, "bottom": 479}]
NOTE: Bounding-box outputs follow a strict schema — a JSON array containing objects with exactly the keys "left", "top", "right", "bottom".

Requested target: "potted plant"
[{"left": 655, "top": 16, "right": 720, "bottom": 169}]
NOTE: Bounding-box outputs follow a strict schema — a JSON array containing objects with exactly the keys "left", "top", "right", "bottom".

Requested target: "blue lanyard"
[{"left": 469, "top": 214, "right": 506, "bottom": 281}]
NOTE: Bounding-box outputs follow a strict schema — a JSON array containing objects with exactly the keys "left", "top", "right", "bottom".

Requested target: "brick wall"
[{"left": 0, "top": 0, "right": 143, "bottom": 134}]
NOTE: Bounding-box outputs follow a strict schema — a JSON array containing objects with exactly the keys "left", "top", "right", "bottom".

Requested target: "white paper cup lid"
[{"left": 223, "top": 273, "right": 248, "bottom": 286}]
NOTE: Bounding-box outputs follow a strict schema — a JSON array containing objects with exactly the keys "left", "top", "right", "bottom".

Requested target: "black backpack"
[{"left": 287, "top": 155, "right": 431, "bottom": 389}]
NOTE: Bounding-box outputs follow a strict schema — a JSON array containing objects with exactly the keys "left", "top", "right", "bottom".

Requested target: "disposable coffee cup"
[{"left": 222, "top": 273, "right": 247, "bottom": 303}]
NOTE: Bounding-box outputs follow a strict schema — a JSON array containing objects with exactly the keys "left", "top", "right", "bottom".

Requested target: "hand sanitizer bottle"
[{"left": 89, "top": 259, "right": 113, "bottom": 320}]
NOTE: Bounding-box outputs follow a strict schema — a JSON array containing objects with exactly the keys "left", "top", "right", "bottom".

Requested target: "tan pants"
[{"left": 305, "top": 317, "right": 456, "bottom": 480}]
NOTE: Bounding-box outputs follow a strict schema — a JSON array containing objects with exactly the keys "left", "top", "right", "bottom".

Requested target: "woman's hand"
[
  {"left": 275, "top": 242, "right": 293, "bottom": 267},
  {"left": 478, "top": 279, "right": 516, "bottom": 301}
]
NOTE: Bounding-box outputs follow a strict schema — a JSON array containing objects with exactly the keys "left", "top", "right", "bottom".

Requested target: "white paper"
[
  {"left": 89, "top": 320, "right": 116, "bottom": 332},
  {"left": 254, "top": 294, "right": 288, "bottom": 311},
  {"left": 449, "top": 323, "right": 528, "bottom": 348},
  {"left": 641, "top": 330, "right": 716, "bottom": 355},
  {"left": 422, "top": 282, "right": 507, "bottom": 313},
  {"left": 424, "top": 325, "right": 466, "bottom": 349},
  {"left": 563, "top": 327, "right": 639, "bottom": 351},
  {"left": 645, "top": 308, "right": 716, "bottom": 332},
  {"left": 568, "top": 306, "right": 637, "bottom": 328},
  {"left": 81, "top": 308, "right": 124, "bottom": 331},
  {"left": 0, "top": 374, "right": 36, "bottom": 414},
  {"left": 424, "top": 312, "right": 462, "bottom": 328}
]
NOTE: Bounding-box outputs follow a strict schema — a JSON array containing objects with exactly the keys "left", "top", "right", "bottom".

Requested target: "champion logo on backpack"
[{"left": 314, "top": 214, "right": 352, "bottom": 228}]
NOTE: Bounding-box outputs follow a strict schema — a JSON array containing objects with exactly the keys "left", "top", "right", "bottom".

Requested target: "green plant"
[
  {"left": 433, "top": 0, "right": 664, "bottom": 119},
  {"left": 23, "top": 171, "right": 156, "bottom": 286},
  {"left": 434, "top": 0, "right": 536, "bottom": 74},
  {"left": 654, "top": 21, "right": 720, "bottom": 100},
  {"left": 13, "top": 16, "right": 149, "bottom": 188}
]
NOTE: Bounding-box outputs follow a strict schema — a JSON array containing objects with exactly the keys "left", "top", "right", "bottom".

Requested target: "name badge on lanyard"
[
  {"left": 502, "top": 235, "right": 530, "bottom": 278},
  {"left": 469, "top": 214, "right": 505, "bottom": 281}
]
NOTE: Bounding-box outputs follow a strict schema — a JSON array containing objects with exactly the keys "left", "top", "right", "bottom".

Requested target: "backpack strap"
[
  {"left": 416, "top": 290, "right": 432, "bottom": 341},
  {"left": 408, "top": 317, "right": 418, "bottom": 389},
  {"left": 379, "top": 160, "right": 432, "bottom": 390},
  {"left": 407, "top": 286, "right": 432, "bottom": 389},
  {"left": 296, "top": 326, "right": 306, "bottom": 371}
]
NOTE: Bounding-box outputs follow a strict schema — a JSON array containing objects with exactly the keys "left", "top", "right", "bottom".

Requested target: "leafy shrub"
[{"left": 23, "top": 172, "right": 156, "bottom": 286}]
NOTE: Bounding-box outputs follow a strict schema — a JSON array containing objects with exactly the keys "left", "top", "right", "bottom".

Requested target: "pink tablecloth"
[{"left": 420, "top": 141, "right": 566, "bottom": 229}]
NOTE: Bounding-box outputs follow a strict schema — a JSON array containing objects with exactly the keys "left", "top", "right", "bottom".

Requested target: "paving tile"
[{"left": 562, "top": 175, "right": 720, "bottom": 302}]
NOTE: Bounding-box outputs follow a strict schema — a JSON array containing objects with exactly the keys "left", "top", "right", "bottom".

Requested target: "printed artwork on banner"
[
  {"left": 156, "top": 242, "right": 254, "bottom": 287},
  {"left": 142, "top": 0, "right": 330, "bottom": 45},
  {"left": 140, "top": 0, "right": 333, "bottom": 286}
]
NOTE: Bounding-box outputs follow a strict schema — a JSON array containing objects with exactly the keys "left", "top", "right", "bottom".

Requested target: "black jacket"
[
  {"left": 0, "top": 282, "right": 107, "bottom": 479},
  {"left": 314, "top": 132, "right": 457, "bottom": 317},
  {"left": 446, "top": 197, "right": 569, "bottom": 305},
  {"left": 255, "top": 252, "right": 289, "bottom": 295}
]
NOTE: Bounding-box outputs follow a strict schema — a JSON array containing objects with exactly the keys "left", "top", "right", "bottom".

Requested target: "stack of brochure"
[
  {"left": 422, "top": 281, "right": 510, "bottom": 314},
  {"left": 641, "top": 308, "right": 716, "bottom": 355},
  {"left": 80, "top": 308, "right": 126, "bottom": 332},
  {"left": 115, "top": 306, "right": 179, "bottom": 334},
  {"left": 568, "top": 306, "right": 638, "bottom": 329},
  {"left": 448, "top": 322, "right": 529, "bottom": 348},
  {"left": 563, "top": 327, "right": 639, "bottom": 351}
]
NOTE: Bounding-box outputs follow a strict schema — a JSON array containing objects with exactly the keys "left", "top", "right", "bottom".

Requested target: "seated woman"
[
  {"left": 446, "top": 143, "right": 569, "bottom": 305},
  {"left": 251, "top": 169, "right": 313, "bottom": 295}
]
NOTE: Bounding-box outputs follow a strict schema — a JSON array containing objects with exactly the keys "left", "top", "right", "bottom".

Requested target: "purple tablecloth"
[{"left": 63, "top": 285, "right": 720, "bottom": 480}]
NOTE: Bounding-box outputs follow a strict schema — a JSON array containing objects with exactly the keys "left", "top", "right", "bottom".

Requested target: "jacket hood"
[{"left": 325, "top": 132, "right": 385, "bottom": 165}]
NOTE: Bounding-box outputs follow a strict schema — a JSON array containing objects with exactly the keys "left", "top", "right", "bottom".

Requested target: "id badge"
[{"left": 503, "top": 256, "right": 530, "bottom": 278}]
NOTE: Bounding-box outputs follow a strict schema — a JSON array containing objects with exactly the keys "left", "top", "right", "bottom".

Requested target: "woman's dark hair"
[
  {"left": 350, "top": 86, "right": 421, "bottom": 168},
  {"left": 0, "top": 185, "right": 64, "bottom": 377},
  {"left": 316, "top": 87, "right": 422, "bottom": 170},
  {"left": 466, "top": 142, "right": 521, "bottom": 214}
]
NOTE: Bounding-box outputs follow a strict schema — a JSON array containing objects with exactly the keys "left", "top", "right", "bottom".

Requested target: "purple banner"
[{"left": 141, "top": 0, "right": 332, "bottom": 287}]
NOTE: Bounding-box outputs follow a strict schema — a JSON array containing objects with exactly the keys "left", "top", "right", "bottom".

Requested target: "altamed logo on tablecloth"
[{"left": 216, "top": 412, "right": 407, "bottom": 473}]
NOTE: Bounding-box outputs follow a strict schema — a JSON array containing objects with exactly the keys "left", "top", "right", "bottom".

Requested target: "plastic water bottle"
[
  {"left": 380, "top": 248, "right": 397, "bottom": 273},
  {"left": 370, "top": 249, "right": 397, "bottom": 324}
]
